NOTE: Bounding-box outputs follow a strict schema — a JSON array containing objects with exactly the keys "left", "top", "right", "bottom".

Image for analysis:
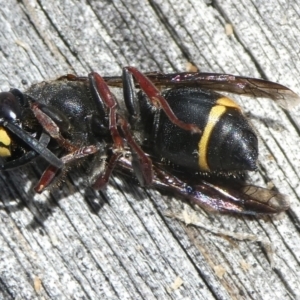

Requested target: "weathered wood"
[{"left": 0, "top": 0, "right": 299, "bottom": 299}]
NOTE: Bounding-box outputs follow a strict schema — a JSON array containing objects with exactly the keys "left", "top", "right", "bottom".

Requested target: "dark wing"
[
  {"left": 116, "top": 157, "right": 289, "bottom": 216},
  {"left": 184, "top": 180, "right": 289, "bottom": 215},
  {"left": 103, "top": 72, "right": 300, "bottom": 109}
]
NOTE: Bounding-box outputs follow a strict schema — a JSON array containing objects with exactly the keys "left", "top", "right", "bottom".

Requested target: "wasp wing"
[
  {"left": 116, "top": 157, "right": 289, "bottom": 215},
  {"left": 103, "top": 72, "right": 300, "bottom": 109}
]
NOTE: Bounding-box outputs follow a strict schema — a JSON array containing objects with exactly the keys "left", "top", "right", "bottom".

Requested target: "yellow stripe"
[
  {"left": 0, "top": 146, "right": 11, "bottom": 157},
  {"left": 216, "top": 97, "right": 240, "bottom": 109},
  {"left": 0, "top": 127, "right": 11, "bottom": 146},
  {"left": 0, "top": 127, "right": 11, "bottom": 157},
  {"left": 198, "top": 105, "right": 226, "bottom": 171}
]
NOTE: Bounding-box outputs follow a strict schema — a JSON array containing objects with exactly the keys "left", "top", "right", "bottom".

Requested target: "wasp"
[{"left": 0, "top": 67, "right": 298, "bottom": 215}]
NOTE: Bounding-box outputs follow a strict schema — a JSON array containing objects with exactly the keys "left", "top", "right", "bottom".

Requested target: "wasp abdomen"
[{"left": 139, "top": 87, "right": 258, "bottom": 173}]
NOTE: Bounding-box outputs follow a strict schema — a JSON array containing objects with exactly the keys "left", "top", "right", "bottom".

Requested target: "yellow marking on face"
[
  {"left": 0, "top": 127, "right": 11, "bottom": 146},
  {"left": 0, "top": 146, "right": 11, "bottom": 157},
  {"left": 216, "top": 97, "right": 240, "bottom": 110},
  {"left": 0, "top": 127, "right": 11, "bottom": 157},
  {"left": 198, "top": 105, "right": 226, "bottom": 171}
]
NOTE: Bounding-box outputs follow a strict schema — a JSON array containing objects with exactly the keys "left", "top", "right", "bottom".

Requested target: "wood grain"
[{"left": 0, "top": 1, "right": 299, "bottom": 299}]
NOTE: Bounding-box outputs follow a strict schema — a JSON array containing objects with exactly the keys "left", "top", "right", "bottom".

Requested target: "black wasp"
[{"left": 0, "top": 67, "right": 298, "bottom": 215}]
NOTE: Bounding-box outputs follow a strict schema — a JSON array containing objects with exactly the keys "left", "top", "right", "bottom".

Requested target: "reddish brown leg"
[
  {"left": 34, "top": 165, "right": 58, "bottom": 193},
  {"left": 31, "top": 102, "right": 78, "bottom": 152},
  {"left": 89, "top": 72, "right": 124, "bottom": 149},
  {"left": 57, "top": 72, "right": 126, "bottom": 151},
  {"left": 34, "top": 145, "right": 101, "bottom": 193},
  {"left": 57, "top": 74, "right": 88, "bottom": 82},
  {"left": 49, "top": 72, "right": 125, "bottom": 189},
  {"left": 42, "top": 71, "right": 155, "bottom": 189},
  {"left": 90, "top": 114, "right": 154, "bottom": 189},
  {"left": 31, "top": 102, "right": 101, "bottom": 192},
  {"left": 89, "top": 72, "right": 153, "bottom": 187},
  {"left": 118, "top": 117, "right": 153, "bottom": 186},
  {"left": 124, "top": 67, "right": 201, "bottom": 134},
  {"left": 92, "top": 152, "right": 123, "bottom": 189},
  {"left": 31, "top": 102, "right": 103, "bottom": 158}
]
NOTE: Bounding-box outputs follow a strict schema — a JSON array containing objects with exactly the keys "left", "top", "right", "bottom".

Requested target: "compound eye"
[{"left": 0, "top": 92, "right": 22, "bottom": 121}]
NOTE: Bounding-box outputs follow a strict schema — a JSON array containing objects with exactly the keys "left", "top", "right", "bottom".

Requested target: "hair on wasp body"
[{"left": 0, "top": 67, "right": 298, "bottom": 215}]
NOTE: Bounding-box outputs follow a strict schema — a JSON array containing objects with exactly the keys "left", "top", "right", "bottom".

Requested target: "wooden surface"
[{"left": 0, "top": 1, "right": 300, "bottom": 299}]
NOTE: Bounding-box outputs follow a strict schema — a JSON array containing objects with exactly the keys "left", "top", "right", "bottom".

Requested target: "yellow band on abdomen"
[
  {"left": 216, "top": 97, "right": 240, "bottom": 109},
  {"left": 198, "top": 105, "right": 226, "bottom": 171}
]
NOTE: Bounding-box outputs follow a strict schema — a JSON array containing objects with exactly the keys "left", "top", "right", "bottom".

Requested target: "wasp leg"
[
  {"left": 118, "top": 117, "right": 153, "bottom": 186},
  {"left": 31, "top": 102, "right": 78, "bottom": 152},
  {"left": 122, "top": 67, "right": 138, "bottom": 117},
  {"left": 57, "top": 74, "right": 88, "bottom": 82},
  {"left": 122, "top": 67, "right": 201, "bottom": 134},
  {"left": 88, "top": 71, "right": 125, "bottom": 188},
  {"left": 48, "top": 72, "right": 153, "bottom": 188},
  {"left": 30, "top": 101, "right": 101, "bottom": 192},
  {"left": 92, "top": 152, "right": 122, "bottom": 189},
  {"left": 89, "top": 72, "right": 124, "bottom": 149},
  {"left": 34, "top": 144, "right": 100, "bottom": 193},
  {"left": 89, "top": 72, "right": 153, "bottom": 188},
  {"left": 34, "top": 165, "right": 59, "bottom": 193},
  {"left": 91, "top": 117, "right": 153, "bottom": 189},
  {"left": 90, "top": 116, "right": 153, "bottom": 189}
]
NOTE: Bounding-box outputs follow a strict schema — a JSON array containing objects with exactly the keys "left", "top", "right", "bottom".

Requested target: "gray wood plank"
[{"left": 0, "top": 0, "right": 299, "bottom": 299}]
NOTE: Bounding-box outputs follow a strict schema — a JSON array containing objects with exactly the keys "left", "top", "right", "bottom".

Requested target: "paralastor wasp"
[{"left": 0, "top": 67, "right": 298, "bottom": 215}]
